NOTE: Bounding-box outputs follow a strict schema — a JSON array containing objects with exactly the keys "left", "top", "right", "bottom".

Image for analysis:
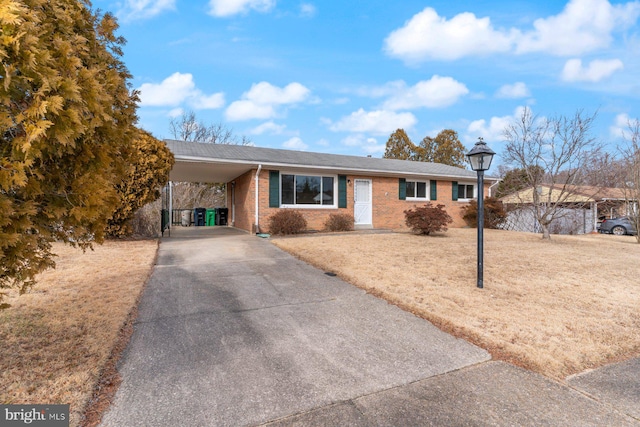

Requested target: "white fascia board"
[{"left": 174, "top": 155, "right": 479, "bottom": 181}]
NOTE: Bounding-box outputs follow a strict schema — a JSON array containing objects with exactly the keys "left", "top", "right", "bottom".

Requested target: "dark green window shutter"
[
  {"left": 452, "top": 181, "right": 459, "bottom": 201},
  {"left": 430, "top": 180, "right": 437, "bottom": 200},
  {"left": 269, "top": 170, "right": 280, "bottom": 207},
  {"left": 338, "top": 175, "right": 347, "bottom": 208},
  {"left": 399, "top": 178, "right": 406, "bottom": 200}
]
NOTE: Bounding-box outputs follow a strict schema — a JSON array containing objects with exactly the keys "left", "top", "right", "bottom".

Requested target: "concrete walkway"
[{"left": 100, "top": 227, "right": 639, "bottom": 426}]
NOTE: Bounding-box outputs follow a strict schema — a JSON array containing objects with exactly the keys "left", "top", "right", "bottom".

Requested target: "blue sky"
[{"left": 92, "top": 0, "right": 640, "bottom": 162}]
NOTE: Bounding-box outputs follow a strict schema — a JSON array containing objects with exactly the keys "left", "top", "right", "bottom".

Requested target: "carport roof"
[{"left": 165, "top": 139, "right": 481, "bottom": 183}]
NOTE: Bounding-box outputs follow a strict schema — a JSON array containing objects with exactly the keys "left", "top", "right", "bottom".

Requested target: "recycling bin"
[
  {"left": 181, "top": 209, "right": 192, "bottom": 226},
  {"left": 206, "top": 209, "right": 216, "bottom": 226},
  {"left": 215, "top": 208, "right": 228, "bottom": 226},
  {"left": 193, "top": 208, "right": 206, "bottom": 226}
]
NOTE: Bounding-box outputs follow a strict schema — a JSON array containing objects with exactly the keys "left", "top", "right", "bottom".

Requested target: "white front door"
[{"left": 354, "top": 179, "right": 372, "bottom": 225}]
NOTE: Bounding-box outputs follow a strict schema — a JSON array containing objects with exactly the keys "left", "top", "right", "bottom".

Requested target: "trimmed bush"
[
  {"left": 404, "top": 203, "right": 453, "bottom": 235},
  {"left": 461, "top": 197, "right": 507, "bottom": 229},
  {"left": 268, "top": 209, "right": 307, "bottom": 235},
  {"left": 324, "top": 213, "right": 355, "bottom": 232}
]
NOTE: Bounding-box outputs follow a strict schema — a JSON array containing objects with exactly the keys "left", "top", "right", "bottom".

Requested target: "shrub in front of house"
[
  {"left": 404, "top": 203, "right": 453, "bottom": 235},
  {"left": 461, "top": 197, "right": 507, "bottom": 229},
  {"left": 324, "top": 213, "right": 355, "bottom": 232},
  {"left": 268, "top": 209, "right": 308, "bottom": 235}
]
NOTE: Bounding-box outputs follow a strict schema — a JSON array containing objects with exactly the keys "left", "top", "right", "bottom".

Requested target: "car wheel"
[{"left": 612, "top": 225, "right": 627, "bottom": 235}]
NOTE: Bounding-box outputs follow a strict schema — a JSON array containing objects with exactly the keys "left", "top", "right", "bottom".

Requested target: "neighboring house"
[
  {"left": 500, "top": 184, "right": 637, "bottom": 235},
  {"left": 165, "top": 140, "right": 494, "bottom": 233}
]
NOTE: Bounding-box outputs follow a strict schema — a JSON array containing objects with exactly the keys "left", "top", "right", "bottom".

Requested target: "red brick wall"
[
  {"left": 228, "top": 169, "right": 488, "bottom": 233},
  {"left": 226, "top": 169, "right": 255, "bottom": 232},
  {"left": 367, "top": 176, "right": 474, "bottom": 228}
]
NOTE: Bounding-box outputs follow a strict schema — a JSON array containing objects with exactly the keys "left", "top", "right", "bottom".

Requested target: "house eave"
[{"left": 171, "top": 154, "right": 492, "bottom": 183}]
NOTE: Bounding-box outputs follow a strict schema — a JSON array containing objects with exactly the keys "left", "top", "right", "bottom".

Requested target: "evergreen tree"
[
  {"left": 106, "top": 130, "right": 175, "bottom": 237},
  {"left": 0, "top": 0, "right": 139, "bottom": 305}
]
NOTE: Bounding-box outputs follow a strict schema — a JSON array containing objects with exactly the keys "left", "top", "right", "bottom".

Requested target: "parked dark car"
[{"left": 598, "top": 217, "right": 638, "bottom": 235}]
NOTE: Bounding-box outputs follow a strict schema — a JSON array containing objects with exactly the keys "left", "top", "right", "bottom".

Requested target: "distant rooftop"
[{"left": 165, "top": 139, "right": 482, "bottom": 183}]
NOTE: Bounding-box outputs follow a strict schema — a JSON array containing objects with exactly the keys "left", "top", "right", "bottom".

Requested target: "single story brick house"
[{"left": 165, "top": 139, "right": 494, "bottom": 233}]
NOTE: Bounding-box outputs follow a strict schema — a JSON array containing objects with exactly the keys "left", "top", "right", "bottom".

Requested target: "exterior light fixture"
[{"left": 466, "top": 137, "right": 496, "bottom": 289}]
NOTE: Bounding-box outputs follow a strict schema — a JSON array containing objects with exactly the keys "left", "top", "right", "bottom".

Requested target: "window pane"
[
  {"left": 296, "top": 175, "right": 321, "bottom": 204},
  {"left": 417, "top": 182, "right": 427, "bottom": 198},
  {"left": 282, "top": 174, "right": 294, "bottom": 204},
  {"left": 322, "top": 177, "right": 334, "bottom": 205},
  {"left": 406, "top": 181, "right": 416, "bottom": 198},
  {"left": 466, "top": 185, "right": 474, "bottom": 199}
]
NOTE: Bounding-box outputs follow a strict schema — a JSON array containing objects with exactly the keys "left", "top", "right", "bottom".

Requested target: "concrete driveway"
[{"left": 100, "top": 227, "right": 639, "bottom": 426}]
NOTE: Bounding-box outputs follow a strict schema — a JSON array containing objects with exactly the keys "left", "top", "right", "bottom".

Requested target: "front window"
[
  {"left": 282, "top": 174, "right": 335, "bottom": 207},
  {"left": 458, "top": 183, "right": 475, "bottom": 199},
  {"left": 406, "top": 180, "right": 428, "bottom": 199}
]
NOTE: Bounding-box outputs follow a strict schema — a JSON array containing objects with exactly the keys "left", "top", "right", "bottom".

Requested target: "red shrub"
[{"left": 404, "top": 203, "right": 453, "bottom": 235}]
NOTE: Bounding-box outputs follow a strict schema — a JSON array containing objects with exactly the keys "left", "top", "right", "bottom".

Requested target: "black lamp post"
[{"left": 466, "top": 137, "right": 495, "bottom": 289}]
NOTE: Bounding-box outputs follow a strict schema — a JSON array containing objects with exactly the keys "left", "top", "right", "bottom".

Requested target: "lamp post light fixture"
[{"left": 466, "top": 137, "right": 496, "bottom": 289}]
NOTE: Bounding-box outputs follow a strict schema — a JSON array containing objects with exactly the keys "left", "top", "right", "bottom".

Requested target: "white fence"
[{"left": 502, "top": 206, "right": 597, "bottom": 235}]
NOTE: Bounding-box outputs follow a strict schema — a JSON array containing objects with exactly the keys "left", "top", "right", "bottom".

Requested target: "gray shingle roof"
[{"left": 165, "top": 139, "right": 478, "bottom": 180}]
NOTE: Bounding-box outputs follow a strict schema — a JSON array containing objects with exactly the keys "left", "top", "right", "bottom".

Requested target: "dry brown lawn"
[
  {"left": 272, "top": 229, "right": 640, "bottom": 380},
  {"left": 0, "top": 240, "right": 158, "bottom": 427}
]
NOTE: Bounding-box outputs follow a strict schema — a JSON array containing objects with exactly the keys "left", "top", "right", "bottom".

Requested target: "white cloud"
[
  {"left": 382, "top": 76, "right": 469, "bottom": 110},
  {"left": 466, "top": 106, "right": 527, "bottom": 142},
  {"left": 341, "top": 135, "right": 385, "bottom": 154},
  {"left": 137, "top": 72, "right": 226, "bottom": 110},
  {"left": 516, "top": 0, "right": 640, "bottom": 56},
  {"left": 384, "top": 7, "right": 516, "bottom": 62},
  {"left": 190, "top": 92, "right": 226, "bottom": 109},
  {"left": 495, "top": 82, "right": 531, "bottom": 99},
  {"left": 249, "top": 121, "right": 286, "bottom": 135},
  {"left": 117, "top": 0, "right": 176, "bottom": 21},
  {"left": 610, "top": 113, "right": 631, "bottom": 138},
  {"left": 243, "top": 81, "right": 310, "bottom": 105},
  {"left": 225, "top": 81, "right": 310, "bottom": 121},
  {"left": 282, "top": 137, "right": 308, "bottom": 150},
  {"left": 208, "top": 0, "right": 275, "bottom": 17},
  {"left": 561, "top": 58, "right": 624, "bottom": 82},
  {"left": 300, "top": 3, "right": 316, "bottom": 18},
  {"left": 384, "top": 0, "right": 640, "bottom": 62},
  {"left": 168, "top": 108, "right": 183, "bottom": 118},
  {"left": 329, "top": 109, "right": 417, "bottom": 135},
  {"left": 138, "top": 72, "right": 195, "bottom": 106},
  {"left": 225, "top": 100, "right": 275, "bottom": 121}
]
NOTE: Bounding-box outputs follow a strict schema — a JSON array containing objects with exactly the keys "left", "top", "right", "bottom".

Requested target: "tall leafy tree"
[
  {"left": 415, "top": 129, "right": 467, "bottom": 167},
  {"left": 383, "top": 129, "right": 416, "bottom": 160},
  {"left": 0, "top": 0, "right": 138, "bottom": 305},
  {"left": 106, "top": 130, "right": 175, "bottom": 237}
]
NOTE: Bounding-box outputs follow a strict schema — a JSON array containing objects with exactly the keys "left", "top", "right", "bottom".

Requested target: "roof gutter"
[{"left": 255, "top": 164, "right": 262, "bottom": 234}]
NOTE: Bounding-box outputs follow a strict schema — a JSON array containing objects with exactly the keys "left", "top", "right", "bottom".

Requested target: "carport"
[{"left": 162, "top": 140, "right": 263, "bottom": 235}]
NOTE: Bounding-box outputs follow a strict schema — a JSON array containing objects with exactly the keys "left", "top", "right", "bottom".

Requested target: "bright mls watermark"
[{"left": 0, "top": 405, "right": 69, "bottom": 427}]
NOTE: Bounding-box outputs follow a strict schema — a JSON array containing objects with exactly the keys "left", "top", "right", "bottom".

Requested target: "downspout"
[
  {"left": 488, "top": 178, "right": 501, "bottom": 198},
  {"left": 169, "top": 181, "right": 173, "bottom": 229},
  {"left": 255, "top": 164, "right": 262, "bottom": 234}
]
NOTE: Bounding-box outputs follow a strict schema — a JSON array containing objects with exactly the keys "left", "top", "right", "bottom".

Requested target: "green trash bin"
[{"left": 205, "top": 209, "right": 216, "bottom": 226}]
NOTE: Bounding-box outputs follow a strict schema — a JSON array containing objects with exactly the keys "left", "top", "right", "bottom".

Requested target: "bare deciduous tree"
[
  {"left": 502, "top": 108, "right": 602, "bottom": 239},
  {"left": 619, "top": 118, "right": 640, "bottom": 243},
  {"left": 169, "top": 110, "right": 251, "bottom": 145}
]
